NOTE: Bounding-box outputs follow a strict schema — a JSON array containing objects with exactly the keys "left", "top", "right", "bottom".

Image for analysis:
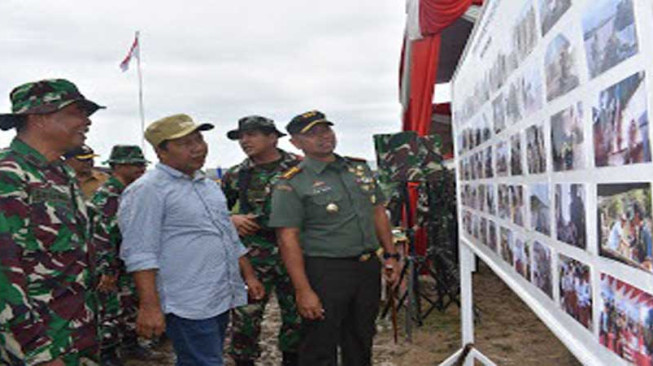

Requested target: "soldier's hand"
[
  {"left": 97, "top": 274, "right": 118, "bottom": 293},
  {"left": 42, "top": 358, "right": 65, "bottom": 366},
  {"left": 383, "top": 258, "right": 400, "bottom": 287},
  {"left": 246, "top": 277, "right": 265, "bottom": 301},
  {"left": 296, "top": 288, "right": 325, "bottom": 320},
  {"left": 136, "top": 305, "right": 166, "bottom": 339},
  {"left": 231, "top": 214, "right": 261, "bottom": 236}
]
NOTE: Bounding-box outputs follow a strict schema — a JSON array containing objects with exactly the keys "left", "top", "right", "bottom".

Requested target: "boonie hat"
[
  {"left": 104, "top": 145, "right": 149, "bottom": 165},
  {"left": 226, "top": 115, "right": 286, "bottom": 140}
]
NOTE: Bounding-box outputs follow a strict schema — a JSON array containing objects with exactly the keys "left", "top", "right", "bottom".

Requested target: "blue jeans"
[{"left": 166, "top": 312, "right": 230, "bottom": 366}]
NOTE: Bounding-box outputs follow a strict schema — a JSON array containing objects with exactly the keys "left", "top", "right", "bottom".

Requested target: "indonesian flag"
[{"left": 120, "top": 32, "right": 140, "bottom": 72}]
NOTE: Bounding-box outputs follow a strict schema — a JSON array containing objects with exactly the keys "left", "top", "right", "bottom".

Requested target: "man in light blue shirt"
[{"left": 119, "top": 114, "right": 264, "bottom": 366}]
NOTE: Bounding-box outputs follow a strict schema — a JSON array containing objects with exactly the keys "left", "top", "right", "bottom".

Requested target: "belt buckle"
[{"left": 359, "top": 253, "right": 372, "bottom": 262}]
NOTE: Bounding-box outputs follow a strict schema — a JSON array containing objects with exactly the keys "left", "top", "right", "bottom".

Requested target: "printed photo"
[
  {"left": 496, "top": 141, "right": 509, "bottom": 177},
  {"left": 493, "top": 93, "right": 507, "bottom": 134},
  {"left": 510, "top": 133, "right": 523, "bottom": 176},
  {"left": 582, "top": 0, "right": 638, "bottom": 79},
  {"left": 463, "top": 210, "right": 472, "bottom": 236},
  {"left": 545, "top": 32, "right": 580, "bottom": 102},
  {"left": 473, "top": 214, "right": 480, "bottom": 240},
  {"left": 598, "top": 183, "right": 653, "bottom": 273},
  {"left": 498, "top": 184, "right": 511, "bottom": 220},
  {"left": 526, "top": 124, "right": 547, "bottom": 174},
  {"left": 513, "top": 2, "right": 538, "bottom": 62},
  {"left": 486, "top": 184, "right": 496, "bottom": 215},
  {"left": 481, "top": 217, "right": 488, "bottom": 246},
  {"left": 599, "top": 273, "right": 653, "bottom": 365},
  {"left": 559, "top": 254, "right": 593, "bottom": 330},
  {"left": 513, "top": 235, "right": 530, "bottom": 279},
  {"left": 479, "top": 184, "right": 487, "bottom": 212},
  {"left": 539, "top": 0, "right": 571, "bottom": 36},
  {"left": 532, "top": 241, "right": 553, "bottom": 298},
  {"left": 530, "top": 183, "right": 551, "bottom": 236},
  {"left": 593, "top": 72, "right": 651, "bottom": 167},
  {"left": 520, "top": 63, "right": 543, "bottom": 117},
  {"left": 551, "top": 102, "right": 585, "bottom": 171},
  {"left": 500, "top": 227, "right": 514, "bottom": 265},
  {"left": 555, "top": 184, "right": 587, "bottom": 250},
  {"left": 506, "top": 79, "right": 524, "bottom": 125},
  {"left": 489, "top": 220, "right": 498, "bottom": 252},
  {"left": 484, "top": 146, "right": 494, "bottom": 178},
  {"left": 510, "top": 185, "right": 525, "bottom": 227}
]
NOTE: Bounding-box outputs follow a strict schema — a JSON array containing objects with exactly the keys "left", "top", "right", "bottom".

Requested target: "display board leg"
[{"left": 460, "top": 243, "right": 474, "bottom": 346}]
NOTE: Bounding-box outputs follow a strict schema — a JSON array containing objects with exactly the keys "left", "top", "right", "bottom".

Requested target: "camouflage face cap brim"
[
  {"left": 104, "top": 145, "right": 150, "bottom": 165},
  {"left": 227, "top": 115, "right": 286, "bottom": 140},
  {"left": 0, "top": 78, "right": 105, "bottom": 130}
]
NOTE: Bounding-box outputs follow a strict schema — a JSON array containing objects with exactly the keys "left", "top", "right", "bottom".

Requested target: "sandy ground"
[{"left": 126, "top": 261, "right": 581, "bottom": 365}]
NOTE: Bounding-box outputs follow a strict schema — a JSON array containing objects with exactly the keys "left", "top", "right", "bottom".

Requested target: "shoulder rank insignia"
[{"left": 280, "top": 166, "right": 302, "bottom": 180}]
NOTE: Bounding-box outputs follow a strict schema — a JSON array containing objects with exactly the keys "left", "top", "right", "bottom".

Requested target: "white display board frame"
[{"left": 449, "top": 0, "right": 653, "bottom": 365}]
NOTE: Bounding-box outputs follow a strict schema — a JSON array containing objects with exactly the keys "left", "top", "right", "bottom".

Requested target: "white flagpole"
[{"left": 135, "top": 30, "right": 146, "bottom": 152}]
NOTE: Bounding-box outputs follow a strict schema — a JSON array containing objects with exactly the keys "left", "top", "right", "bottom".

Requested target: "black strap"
[{"left": 237, "top": 167, "right": 253, "bottom": 214}]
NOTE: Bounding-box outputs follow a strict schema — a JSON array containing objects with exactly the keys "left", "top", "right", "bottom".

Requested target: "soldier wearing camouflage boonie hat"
[
  {"left": 227, "top": 115, "right": 286, "bottom": 140},
  {"left": 0, "top": 78, "right": 103, "bottom": 365},
  {"left": 104, "top": 145, "right": 149, "bottom": 165},
  {"left": 0, "top": 78, "right": 105, "bottom": 130}
]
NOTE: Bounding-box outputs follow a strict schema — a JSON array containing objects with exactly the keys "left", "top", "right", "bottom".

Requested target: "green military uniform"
[
  {"left": 222, "top": 148, "right": 302, "bottom": 361},
  {"left": 269, "top": 153, "right": 386, "bottom": 366},
  {"left": 0, "top": 79, "right": 103, "bottom": 366}
]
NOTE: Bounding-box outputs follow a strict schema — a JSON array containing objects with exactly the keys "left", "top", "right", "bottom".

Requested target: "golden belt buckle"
[{"left": 359, "top": 253, "right": 371, "bottom": 262}]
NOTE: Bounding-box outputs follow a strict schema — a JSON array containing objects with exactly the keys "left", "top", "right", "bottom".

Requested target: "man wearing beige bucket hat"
[{"left": 118, "top": 114, "right": 264, "bottom": 366}]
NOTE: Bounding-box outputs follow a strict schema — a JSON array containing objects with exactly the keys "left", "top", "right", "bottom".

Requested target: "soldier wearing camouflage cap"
[
  {"left": 88, "top": 146, "right": 150, "bottom": 365},
  {"left": 222, "top": 115, "right": 302, "bottom": 366},
  {"left": 269, "top": 110, "right": 400, "bottom": 366},
  {"left": 0, "top": 78, "right": 104, "bottom": 365}
]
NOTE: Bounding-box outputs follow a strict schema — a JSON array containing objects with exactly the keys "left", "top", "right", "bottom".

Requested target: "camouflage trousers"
[
  {"left": 98, "top": 273, "right": 138, "bottom": 352},
  {"left": 0, "top": 347, "right": 99, "bottom": 366},
  {"left": 228, "top": 254, "right": 302, "bottom": 360}
]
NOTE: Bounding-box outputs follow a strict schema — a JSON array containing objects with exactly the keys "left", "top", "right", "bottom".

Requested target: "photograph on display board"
[
  {"left": 539, "top": 0, "right": 571, "bottom": 36},
  {"left": 500, "top": 227, "right": 514, "bottom": 265},
  {"left": 471, "top": 185, "right": 478, "bottom": 210},
  {"left": 510, "top": 133, "right": 523, "bottom": 176},
  {"left": 555, "top": 184, "right": 587, "bottom": 250},
  {"left": 487, "top": 184, "right": 496, "bottom": 215},
  {"left": 485, "top": 146, "right": 494, "bottom": 178},
  {"left": 530, "top": 183, "right": 551, "bottom": 236},
  {"left": 474, "top": 151, "right": 484, "bottom": 180},
  {"left": 513, "top": 2, "right": 538, "bottom": 62},
  {"left": 582, "top": 0, "right": 638, "bottom": 79},
  {"left": 526, "top": 123, "right": 547, "bottom": 174},
  {"left": 506, "top": 79, "right": 524, "bottom": 125},
  {"left": 481, "top": 110, "right": 493, "bottom": 143},
  {"left": 496, "top": 141, "right": 509, "bottom": 177},
  {"left": 479, "top": 184, "right": 487, "bottom": 212},
  {"left": 532, "top": 241, "right": 553, "bottom": 298},
  {"left": 499, "top": 184, "right": 511, "bottom": 220},
  {"left": 521, "top": 63, "right": 544, "bottom": 117},
  {"left": 599, "top": 273, "right": 653, "bottom": 365},
  {"left": 545, "top": 32, "right": 580, "bottom": 102},
  {"left": 481, "top": 217, "right": 488, "bottom": 246},
  {"left": 464, "top": 210, "right": 472, "bottom": 236},
  {"left": 598, "top": 183, "right": 653, "bottom": 274},
  {"left": 513, "top": 235, "right": 530, "bottom": 279},
  {"left": 593, "top": 72, "right": 651, "bottom": 167},
  {"left": 473, "top": 214, "right": 480, "bottom": 240},
  {"left": 493, "top": 93, "right": 507, "bottom": 134},
  {"left": 510, "top": 185, "right": 525, "bottom": 227},
  {"left": 489, "top": 220, "right": 498, "bottom": 252},
  {"left": 551, "top": 102, "right": 585, "bottom": 172},
  {"left": 558, "top": 254, "right": 593, "bottom": 331}
]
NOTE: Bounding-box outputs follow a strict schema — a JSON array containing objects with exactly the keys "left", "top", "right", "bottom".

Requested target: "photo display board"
[{"left": 452, "top": 0, "right": 653, "bottom": 364}]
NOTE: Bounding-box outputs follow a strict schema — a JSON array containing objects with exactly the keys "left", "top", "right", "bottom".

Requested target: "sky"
[{"left": 0, "top": 0, "right": 452, "bottom": 170}]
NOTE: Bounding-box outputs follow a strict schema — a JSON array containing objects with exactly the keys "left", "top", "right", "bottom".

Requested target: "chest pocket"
[{"left": 28, "top": 182, "right": 82, "bottom": 252}]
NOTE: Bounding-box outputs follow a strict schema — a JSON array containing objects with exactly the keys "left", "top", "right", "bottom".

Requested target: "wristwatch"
[{"left": 382, "top": 252, "right": 400, "bottom": 260}]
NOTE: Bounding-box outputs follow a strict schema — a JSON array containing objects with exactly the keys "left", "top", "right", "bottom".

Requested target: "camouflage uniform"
[
  {"left": 0, "top": 79, "right": 103, "bottom": 366},
  {"left": 88, "top": 145, "right": 147, "bottom": 358},
  {"left": 222, "top": 148, "right": 302, "bottom": 361}
]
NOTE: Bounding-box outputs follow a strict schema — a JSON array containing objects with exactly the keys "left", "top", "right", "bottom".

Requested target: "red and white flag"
[{"left": 120, "top": 32, "right": 140, "bottom": 72}]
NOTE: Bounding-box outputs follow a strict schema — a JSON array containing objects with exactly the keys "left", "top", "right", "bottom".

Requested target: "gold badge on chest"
[{"left": 326, "top": 202, "right": 339, "bottom": 213}]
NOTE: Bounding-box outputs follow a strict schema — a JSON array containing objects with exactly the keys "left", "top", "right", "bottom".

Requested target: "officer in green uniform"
[
  {"left": 0, "top": 79, "right": 104, "bottom": 366},
  {"left": 269, "top": 110, "right": 400, "bottom": 366},
  {"left": 222, "top": 115, "right": 302, "bottom": 366},
  {"left": 89, "top": 145, "right": 148, "bottom": 365}
]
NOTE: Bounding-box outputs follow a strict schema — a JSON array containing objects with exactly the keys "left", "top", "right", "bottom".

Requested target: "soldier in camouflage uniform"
[
  {"left": 0, "top": 79, "right": 104, "bottom": 366},
  {"left": 222, "top": 116, "right": 302, "bottom": 366},
  {"left": 88, "top": 146, "right": 148, "bottom": 365}
]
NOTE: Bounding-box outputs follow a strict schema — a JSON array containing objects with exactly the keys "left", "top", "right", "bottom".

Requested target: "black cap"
[
  {"left": 286, "top": 110, "right": 334, "bottom": 135},
  {"left": 63, "top": 145, "right": 97, "bottom": 160}
]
